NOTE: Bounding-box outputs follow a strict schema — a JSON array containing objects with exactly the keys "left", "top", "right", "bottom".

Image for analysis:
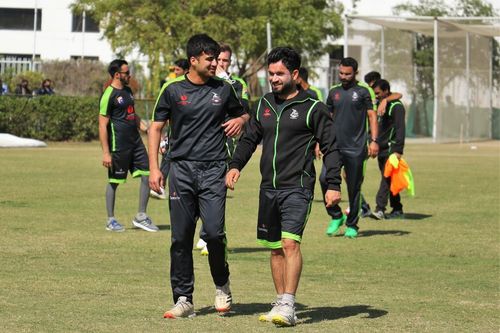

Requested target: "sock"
[
  {"left": 106, "top": 183, "right": 118, "bottom": 218},
  {"left": 138, "top": 176, "right": 149, "bottom": 214},
  {"left": 135, "top": 212, "right": 147, "bottom": 222},
  {"left": 276, "top": 294, "right": 283, "bottom": 302},
  {"left": 108, "top": 216, "right": 116, "bottom": 222},
  {"left": 282, "top": 293, "right": 295, "bottom": 306}
]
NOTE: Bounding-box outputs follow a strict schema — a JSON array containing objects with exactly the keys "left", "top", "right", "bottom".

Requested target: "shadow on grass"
[
  {"left": 364, "top": 212, "right": 432, "bottom": 221},
  {"left": 229, "top": 247, "right": 270, "bottom": 254},
  {"left": 401, "top": 213, "right": 432, "bottom": 220},
  {"left": 299, "top": 304, "right": 388, "bottom": 324},
  {"left": 357, "top": 229, "right": 410, "bottom": 237},
  {"left": 194, "top": 303, "right": 388, "bottom": 323},
  {"left": 157, "top": 224, "right": 171, "bottom": 230}
]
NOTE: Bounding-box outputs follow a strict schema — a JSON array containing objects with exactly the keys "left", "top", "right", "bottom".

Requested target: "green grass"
[{"left": 0, "top": 141, "right": 499, "bottom": 332}]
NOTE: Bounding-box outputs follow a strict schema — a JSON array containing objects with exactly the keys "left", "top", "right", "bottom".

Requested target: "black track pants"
[
  {"left": 168, "top": 160, "right": 230, "bottom": 304},
  {"left": 319, "top": 151, "right": 366, "bottom": 230}
]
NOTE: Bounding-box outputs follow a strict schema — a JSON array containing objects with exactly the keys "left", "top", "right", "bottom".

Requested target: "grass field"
[{"left": 0, "top": 140, "right": 499, "bottom": 332}]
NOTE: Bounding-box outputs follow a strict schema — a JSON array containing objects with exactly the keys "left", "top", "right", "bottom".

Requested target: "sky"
[{"left": 340, "top": 0, "right": 500, "bottom": 16}]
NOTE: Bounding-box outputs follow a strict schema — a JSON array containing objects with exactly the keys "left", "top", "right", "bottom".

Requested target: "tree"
[{"left": 72, "top": 0, "right": 344, "bottom": 97}]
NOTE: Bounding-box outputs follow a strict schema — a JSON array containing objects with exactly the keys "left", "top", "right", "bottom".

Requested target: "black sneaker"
[{"left": 386, "top": 210, "right": 404, "bottom": 219}]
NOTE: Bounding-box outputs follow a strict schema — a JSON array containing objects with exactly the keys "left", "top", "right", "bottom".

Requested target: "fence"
[{"left": 0, "top": 58, "right": 42, "bottom": 76}]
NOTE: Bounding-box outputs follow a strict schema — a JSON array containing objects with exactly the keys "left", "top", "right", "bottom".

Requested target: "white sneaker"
[
  {"left": 372, "top": 210, "right": 385, "bottom": 220},
  {"left": 149, "top": 187, "right": 167, "bottom": 200},
  {"left": 215, "top": 281, "right": 232, "bottom": 314},
  {"left": 163, "top": 296, "right": 195, "bottom": 319},
  {"left": 258, "top": 301, "right": 281, "bottom": 322},
  {"left": 272, "top": 302, "right": 296, "bottom": 327},
  {"left": 132, "top": 216, "right": 159, "bottom": 232},
  {"left": 195, "top": 238, "right": 207, "bottom": 249}
]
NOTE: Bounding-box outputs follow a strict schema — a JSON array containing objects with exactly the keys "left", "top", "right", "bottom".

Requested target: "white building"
[{"left": 0, "top": 0, "right": 114, "bottom": 66}]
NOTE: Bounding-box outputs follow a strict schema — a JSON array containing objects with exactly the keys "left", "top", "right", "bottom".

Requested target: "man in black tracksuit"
[
  {"left": 371, "top": 79, "right": 406, "bottom": 219},
  {"left": 324, "top": 57, "right": 379, "bottom": 239},
  {"left": 148, "top": 34, "right": 248, "bottom": 318},
  {"left": 226, "top": 47, "right": 341, "bottom": 327}
]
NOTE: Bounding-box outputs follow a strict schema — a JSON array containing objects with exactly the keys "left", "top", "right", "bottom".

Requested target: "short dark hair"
[
  {"left": 364, "top": 71, "right": 381, "bottom": 85},
  {"left": 340, "top": 57, "right": 358, "bottom": 72},
  {"left": 298, "top": 67, "right": 309, "bottom": 82},
  {"left": 219, "top": 43, "right": 232, "bottom": 57},
  {"left": 174, "top": 59, "right": 189, "bottom": 71},
  {"left": 186, "top": 34, "right": 220, "bottom": 59},
  {"left": 372, "top": 79, "right": 390, "bottom": 92},
  {"left": 267, "top": 47, "right": 301, "bottom": 73},
  {"left": 108, "top": 59, "right": 128, "bottom": 77}
]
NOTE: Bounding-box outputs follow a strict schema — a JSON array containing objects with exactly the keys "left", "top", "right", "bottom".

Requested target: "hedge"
[{"left": 0, "top": 96, "right": 158, "bottom": 141}]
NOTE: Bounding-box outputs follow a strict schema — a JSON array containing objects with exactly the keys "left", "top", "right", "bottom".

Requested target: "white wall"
[{"left": 0, "top": 0, "right": 114, "bottom": 62}]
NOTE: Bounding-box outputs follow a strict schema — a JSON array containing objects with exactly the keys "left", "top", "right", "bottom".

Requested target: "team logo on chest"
[
  {"left": 263, "top": 108, "right": 271, "bottom": 118},
  {"left": 334, "top": 92, "right": 341, "bottom": 101},
  {"left": 352, "top": 91, "right": 359, "bottom": 101},
  {"left": 177, "top": 94, "right": 191, "bottom": 105},
  {"left": 117, "top": 96, "right": 124, "bottom": 105},
  {"left": 289, "top": 109, "right": 299, "bottom": 120},
  {"left": 211, "top": 92, "right": 222, "bottom": 105}
]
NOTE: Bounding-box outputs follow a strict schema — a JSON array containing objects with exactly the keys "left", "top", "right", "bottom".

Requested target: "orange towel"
[{"left": 384, "top": 154, "right": 415, "bottom": 196}]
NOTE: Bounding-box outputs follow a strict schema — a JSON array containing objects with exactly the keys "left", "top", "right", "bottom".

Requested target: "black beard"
[{"left": 273, "top": 80, "right": 294, "bottom": 96}]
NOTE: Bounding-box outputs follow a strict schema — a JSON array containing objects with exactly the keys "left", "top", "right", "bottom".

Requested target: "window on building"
[
  {"left": 70, "top": 55, "right": 99, "bottom": 61},
  {"left": 72, "top": 12, "right": 99, "bottom": 33},
  {"left": 0, "top": 8, "right": 42, "bottom": 30}
]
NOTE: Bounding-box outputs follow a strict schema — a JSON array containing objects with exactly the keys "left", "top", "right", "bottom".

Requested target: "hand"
[
  {"left": 102, "top": 152, "right": 112, "bottom": 168},
  {"left": 314, "top": 142, "right": 322, "bottom": 160},
  {"left": 325, "top": 190, "right": 341, "bottom": 207},
  {"left": 216, "top": 66, "right": 229, "bottom": 79},
  {"left": 368, "top": 142, "right": 379, "bottom": 158},
  {"left": 222, "top": 117, "right": 244, "bottom": 137},
  {"left": 225, "top": 168, "right": 240, "bottom": 190},
  {"left": 149, "top": 168, "right": 164, "bottom": 194},
  {"left": 377, "top": 99, "right": 387, "bottom": 116},
  {"left": 394, "top": 152, "right": 402, "bottom": 159}
]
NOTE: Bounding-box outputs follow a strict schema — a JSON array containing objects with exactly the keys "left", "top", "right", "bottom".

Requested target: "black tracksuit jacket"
[{"left": 229, "top": 90, "right": 341, "bottom": 191}]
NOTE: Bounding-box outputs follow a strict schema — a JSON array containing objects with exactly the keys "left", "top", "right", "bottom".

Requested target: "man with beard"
[
  {"left": 324, "top": 57, "right": 379, "bottom": 239},
  {"left": 148, "top": 34, "right": 248, "bottom": 318},
  {"left": 226, "top": 47, "right": 342, "bottom": 326},
  {"left": 98, "top": 59, "right": 158, "bottom": 233}
]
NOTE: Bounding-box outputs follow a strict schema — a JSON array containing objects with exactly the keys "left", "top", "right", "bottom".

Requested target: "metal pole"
[
  {"left": 432, "top": 18, "right": 439, "bottom": 142},
  {"left": 266, "top": 21, "right": 272, "bottom": 92},
  {"left": 32, "top": 0, "right": 38, "bottom": 69},
  {"left": 82, "top": 11, "right": 86, "bottom": 60},
  {"left": 344, "top": 16, "right": 349, "bottom": 57},
  {"left": 381, "top": 26, "right": 385, "bottom": 77},
  {"left": 266, "top": 21, "right": 272, "bottom": 54},
  {"left": 465, "top": 32, "right": 470, "bottom": 142},
  {"left": 489, "top": 38, "right": 493, "bottom": 139}
]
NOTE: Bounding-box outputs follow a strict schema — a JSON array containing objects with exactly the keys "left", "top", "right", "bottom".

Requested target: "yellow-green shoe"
[
  {"left": 344, "top": 227, "right": 358, "bottom": 239},
  {"left": 326, "top": 214, "right": 347, "bottom": 236}
]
